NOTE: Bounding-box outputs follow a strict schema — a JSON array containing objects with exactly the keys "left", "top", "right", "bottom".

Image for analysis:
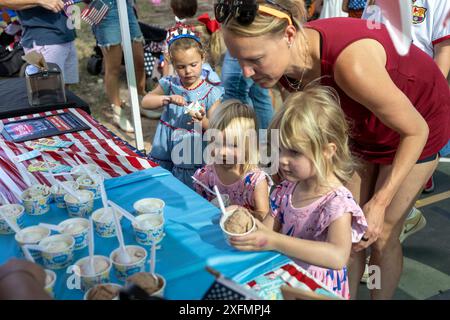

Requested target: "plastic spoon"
[
  {"left": 110, "top": 201, "right": 131, "bottom": 264},
  {"left": 150, "top": 242, "right": 158, "bottom": 282},
  {"left": 0, "top": 193, "right": 10, "bottom": 205},
  {"left": 22, "top": 246, "right": 35, "bottom": 263},
  {"left": 0, "top": 210, "right": 20, "bottom": 233},
  {"left": 213, "top": 185, "right": 227, "bottom": 216},
  {"left": 191, "top": 176, "right": 216, "bottom": 195},
  {"left": 107, "top": 200, "right": 139, "bottom": 225},
  {"left": 74, "top": 155, "right": 98, "bottom": 182},
  {"left": 87, "top": 216, "right": 95, "bottom": 276},
  {"left": 22, "top": 244, "right": 46, "bottom": 252}
]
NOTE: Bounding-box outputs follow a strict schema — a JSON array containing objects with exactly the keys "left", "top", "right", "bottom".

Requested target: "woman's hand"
[
  {"left": 353, "top": 199, "right": 386, "bottom": 252},
  {"left": 228, "top": 219, "right": 276, "bottom": 251}
]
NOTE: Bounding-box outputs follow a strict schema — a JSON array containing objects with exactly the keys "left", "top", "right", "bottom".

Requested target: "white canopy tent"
[{"left": 117, "top": 0, "right": 144, "bottom": 151}]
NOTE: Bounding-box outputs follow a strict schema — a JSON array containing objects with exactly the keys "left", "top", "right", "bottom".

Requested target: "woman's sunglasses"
[{"left": 214, "top": 0, "right": 293, "bottom": 26}]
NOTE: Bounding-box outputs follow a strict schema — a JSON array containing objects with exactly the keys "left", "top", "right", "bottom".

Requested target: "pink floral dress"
[
  {"left": 193, "top": 165, "right": 273, "bottom": 211},
  {"left": 270, "top": 181, "right": 368, "bottom": 299}
]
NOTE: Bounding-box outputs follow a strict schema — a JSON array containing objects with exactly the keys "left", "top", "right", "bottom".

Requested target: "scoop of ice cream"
[
  {"left": 17, "top": 227, "right": 48, "bottom": 243},
  {"left": 135, "top": 199, "right": 163, "bottom": 213},
  {"left": 65, "top": 191, "right": 91, "bottom": 203},
  {"left": 42, "top": 240, "right": 70, "bottom": 252},
  {"left": 127, "top": 273, "right": 162, "bottom": 296},
  {"left": 113, "top": 247, "right": 145, "bottom": 264},
  {"left": 23, "top": 185, "right": 50, "bottom": 200},
  {"left": 79, "top": 257, "right": 109, "bottom": 276},
  {"left": 224, "top": 208, "right": 254, "bottom": 234},
  {"left": 87, "top": 284, "right": 120, "bottom": 300},
  {"left": 61, "top": 222, "right": 86, "bottom": 234},
  {"left": 136, "top": 215, "right": 162, "bottom": 230}
]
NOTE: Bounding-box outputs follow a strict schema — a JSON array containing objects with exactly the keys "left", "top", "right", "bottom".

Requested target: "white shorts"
[{"left": 24, "top": 40, "right": 79, "bottom": 84}]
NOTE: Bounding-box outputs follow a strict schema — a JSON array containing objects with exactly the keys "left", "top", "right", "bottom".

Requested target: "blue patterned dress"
[{"left": 149, "top": 76, "right": 223, "bottom": 189}]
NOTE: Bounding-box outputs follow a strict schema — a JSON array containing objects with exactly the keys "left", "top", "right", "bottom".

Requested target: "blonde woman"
[
  {"left": 193, "top": 100, "right": 272, "bottom": 221},
  {"left": 217, "top": 0, "right": 449, "bottom": 299},
  {"left": 230, "top": 87, "right": 368, "bottom": 300}
]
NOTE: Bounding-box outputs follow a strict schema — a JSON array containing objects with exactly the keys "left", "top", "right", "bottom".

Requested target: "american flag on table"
[
  {"left": 81, "top": 0, "right": 109, "bottom": 26},
  {"left": 202, "top": 267, "right": 260, "bottom": 300},
  {"left": 0, "top": 108, "right": 157, "bottom": 204}
]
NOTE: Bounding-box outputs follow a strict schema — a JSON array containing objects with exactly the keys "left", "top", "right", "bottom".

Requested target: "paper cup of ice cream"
[
  {"left": 44, "top": 269, "right": 57, "bottom": 298},
  {"left": 220, "top": 206, "right": 256, "bottom": 243},
  {"left": 133, "top": 198, "right": 165, "bottom": 216},
  {"left": 58, "top": 218, "right": 89, "bottom": 250},
  {"left": 84, "top": 283, "right": 122, "bottom": 300},
  {"left": 210, "top": 194, "right": 230, "bottom": 208},
  {"left": 76, "top": 174, "right": 101, "bottom": 199},
  {"left": 15, "top": 225, "right": 51, "bottom": 261},
  {"left": 91, "top": 207, "right": 122, "bottom": 238},
  {"left": 70, "top": 164, "right": 99, "bottom": 180},
  {"left": 110, "top": 245, "right": 147, "bottom": 282},
  {"left": 39, "top": 234, "right": 75, "bottom": 269},
  {"left": 74, "top": 255, "right": 112, "bottom": 291},
  {"left": 51, "top": 181, "right": 79, "bottom": 209},
  {"left": 64, "top": 190, "right": 94, "bottom": 218},
  {"left": 21, "top": 185, "right": 51, "bottom": 215},
  {"left": 126, "top": 272, "right": 166, "bottom": 298},
  {"left": 132, "top": 214, "right": 164, "bottom": 246},
  {"left": 0, "top": 204, "right": 25, "bottom": 234}
]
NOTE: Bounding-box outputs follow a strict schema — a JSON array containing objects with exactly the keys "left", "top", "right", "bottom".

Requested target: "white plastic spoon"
[
  {"left": 87, "top": 216, "right": 95, "bottom": 276},
  {"left": 213, "top": 185, "right": 227, "bottom": 216},
  {"left": 38, "top": 223, "right": 63, "bottom": 233},
  {"left": 0, "top": 210, "right": 20, "bottom": 233},
  {"left": 107, "top": 200, "right": 139, "bottom": 225},
  {"left": 191, "top": 176, "right": 216, "bottom": 195}
]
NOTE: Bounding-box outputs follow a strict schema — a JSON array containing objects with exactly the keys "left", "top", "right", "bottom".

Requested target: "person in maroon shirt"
[{"left": 216, "top": 0, "right": 449, "bottom": 299}]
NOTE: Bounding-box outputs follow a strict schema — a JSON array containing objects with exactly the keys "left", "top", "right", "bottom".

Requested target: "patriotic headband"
[{"left": 166, "top": 24, "right": 202, "bottom": 47}]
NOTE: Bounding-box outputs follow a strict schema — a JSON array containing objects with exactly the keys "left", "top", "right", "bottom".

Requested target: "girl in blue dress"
[{"left": 142, "top": 25, "right": 223, "bottom": 189}]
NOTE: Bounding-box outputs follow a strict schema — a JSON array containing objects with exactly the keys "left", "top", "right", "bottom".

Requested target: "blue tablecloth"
[{"left": 0, "top": 167, "right": 290, "bottom": 299}]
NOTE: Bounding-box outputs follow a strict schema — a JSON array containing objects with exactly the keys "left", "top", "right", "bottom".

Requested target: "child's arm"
[
  {"left": 249, "top": 179, "right": 270, "bottom": 222},
  {"left": 141, "top": 85, "right": 186, "bottom": 110},
  {"left": 262, "top": 214, "right": 281, "bottom": 232},
  {"left": 230, "top": 214, "right": 352, "bottom": 270},
  {"left": 342, "top": 0, "right": 349, "bottom": 13}
]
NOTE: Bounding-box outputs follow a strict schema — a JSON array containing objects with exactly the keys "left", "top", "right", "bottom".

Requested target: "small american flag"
[
  {"left": 202, "top": 268, "right": 260, "bottom": 300},
  {"left": 81, "top": 0, "right": 109, "bottom": 26},
  {"left": 62, "top": 0, "right": 81, "bottom": 17}
]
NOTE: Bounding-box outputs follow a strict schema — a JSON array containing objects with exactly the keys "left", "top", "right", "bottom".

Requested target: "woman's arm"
[
  {"left": 333, "top": 39, "right": 429, "bottom": 244},
  {"left": 230, "top": 214, "right": 352, "bottom": 270}
]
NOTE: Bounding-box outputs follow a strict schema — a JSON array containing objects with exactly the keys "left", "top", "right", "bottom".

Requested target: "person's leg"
[
  {"left": 369, "top": 157, "right": 439, "bottom": 300},
  {"left": 249, "top": 83, "right": 274, "bottom": 129},
  {"left": 346, "top": 160, "right": 379, "bottom": 299},
  {"left": 101, "top": 45, "right": 123, "bottom": 107},
  {"left": 221, "top": 51, "right": 253, "bottom": 105},
  {"left": 132, "top": 40, "right": 146, "bottom": 96},
  {"left": 64, "top": 41, "right": 79, "bottom": 85}
]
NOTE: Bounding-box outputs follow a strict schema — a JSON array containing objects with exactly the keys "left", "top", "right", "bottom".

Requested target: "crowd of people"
[{"left": 0, "top": 0, "right": 448, "bottom": 300}]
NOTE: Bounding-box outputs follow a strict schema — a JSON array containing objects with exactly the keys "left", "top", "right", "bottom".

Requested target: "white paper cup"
[
  {"left": 126, "top": 272, "right": 166, "bottom": 298},
  {"left": 220, "top": 208, "right": 256, "bottom": 244},
  {"left": 110, "top": 245, "right": 147, "bottom": 282},
  {"left": 21, "top": 185, "right": 51, "bottom": 215},
  {"left": 91, "top": 207, "right": 122, "bottom": 238},
  {"left": 76, "top": 174, "right": 101, "bottom": 199},
  {"left": 39, "top": 234, "right": 75, "bottom": 269},
  {"left": 15, "top": 225, "right": 51, "bottom": 261},
  {"left": 64, "top": 190, "right": 94, "bottom": 218},
  {"left": 58, "top": 218, "right": 89, "bottom": 250},
  {"left": 132, "top": 214, "right": 165, "bottom": 246},
  {"left": 133, "top": 198, "right": 165, "bottom": 216},
  {"left": 84, "top": 283, "right": 122, "bottom": 300},
  {"left": 51, "top": 181, "right": 79, "bottom": 209},
  {"left": 74, "top": 255, "right": 112, "bottom": 291},
  {"left": 0, "top": 204, "right": 25, "bottom": 234}
]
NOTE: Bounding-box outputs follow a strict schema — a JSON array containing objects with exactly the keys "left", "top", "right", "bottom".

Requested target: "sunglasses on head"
[{"left": 214, "top": 0, "right": 293, "bottom": 26}]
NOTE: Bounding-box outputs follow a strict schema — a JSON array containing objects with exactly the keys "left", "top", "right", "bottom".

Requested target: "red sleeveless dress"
[{"left": 279, "top": 18, "right": 450, "bottom": 164}]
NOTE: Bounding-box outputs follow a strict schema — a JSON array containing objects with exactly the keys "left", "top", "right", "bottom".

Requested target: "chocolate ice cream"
[{"left": 224, "top": 208, "right": 254, "bottom": 234}]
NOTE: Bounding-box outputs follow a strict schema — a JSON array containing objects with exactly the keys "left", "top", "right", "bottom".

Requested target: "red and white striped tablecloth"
[{"left": 0, "top": 108, "right": 157, "bottom": 203}]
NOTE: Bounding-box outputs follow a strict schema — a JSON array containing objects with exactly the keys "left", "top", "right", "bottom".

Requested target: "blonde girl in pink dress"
[
  {"left": 193, "top": 100, "right": 272, "bottom": 221},
  {"left": 230, "top": 86, "right": 368, "bottom": 299}
]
